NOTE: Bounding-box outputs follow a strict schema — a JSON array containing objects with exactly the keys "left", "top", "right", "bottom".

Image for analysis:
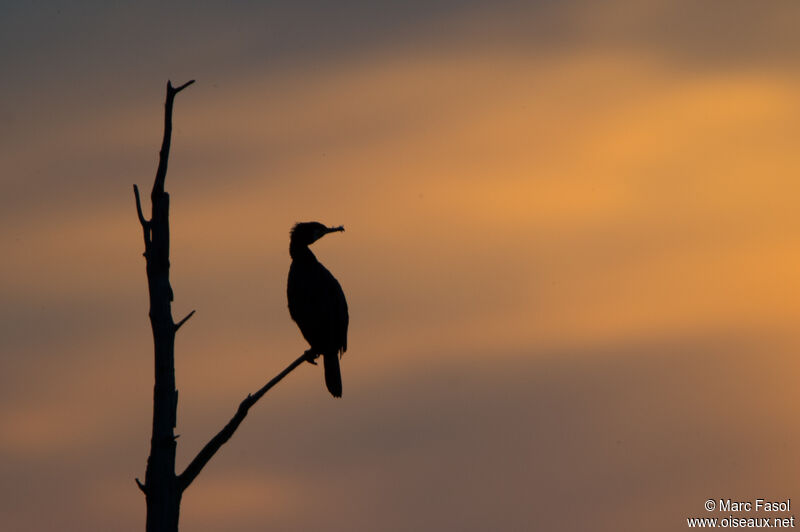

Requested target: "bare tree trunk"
[
  {"left": 134, "top": 79, "right": 195, "bottom": 532},
  {"left": 133, "top": 80, "right": 316, "bottom": 531}
]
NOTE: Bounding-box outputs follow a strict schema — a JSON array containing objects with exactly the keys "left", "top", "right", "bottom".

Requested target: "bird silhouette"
[{"left": 287, "top": 222, "right": 349, "bottom": 397}]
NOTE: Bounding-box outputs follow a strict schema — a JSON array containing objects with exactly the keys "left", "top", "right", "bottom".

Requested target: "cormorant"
[{"left": 287, "top": 222, "right": 349, "bottom": 397}]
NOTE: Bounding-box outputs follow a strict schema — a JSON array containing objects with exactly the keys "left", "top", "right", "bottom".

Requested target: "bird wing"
[
  {"left": 318, "top": 263, "right": 349, "bottom": 355},
  {"left": 288, "top": 260, "right": 348, "bottom": 354}
]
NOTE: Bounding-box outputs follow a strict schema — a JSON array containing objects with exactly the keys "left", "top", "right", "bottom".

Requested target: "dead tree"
[{"left": 134, "top": 80, "right": 313, "bottom": 532}]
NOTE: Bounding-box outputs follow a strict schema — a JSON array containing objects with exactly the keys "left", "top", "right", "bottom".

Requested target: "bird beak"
[{"left": 326, "top": 225, "right": 345, "bottom": 233}]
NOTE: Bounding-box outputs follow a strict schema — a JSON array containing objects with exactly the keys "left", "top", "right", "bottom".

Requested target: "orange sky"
[{"left": 2, "top": 2, "right": 800, "bottom": 531}]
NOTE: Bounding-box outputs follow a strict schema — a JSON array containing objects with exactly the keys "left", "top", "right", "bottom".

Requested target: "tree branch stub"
[{"left": 174, "top": 310, "right": 196, "bottom": 331}]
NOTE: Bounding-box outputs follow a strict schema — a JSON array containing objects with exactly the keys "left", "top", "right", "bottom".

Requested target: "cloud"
[{"left": 3, "top": 1, "right": 800, "bottom": 530}]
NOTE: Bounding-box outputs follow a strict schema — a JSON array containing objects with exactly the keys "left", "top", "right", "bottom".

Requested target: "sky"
[{"left": 1, "top": 1, "right": 800, "bottom": 530}]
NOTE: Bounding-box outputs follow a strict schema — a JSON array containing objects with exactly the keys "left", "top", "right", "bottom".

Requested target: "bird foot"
[{"left": 303, "top": 349, "right": 320, "bottom": 365}]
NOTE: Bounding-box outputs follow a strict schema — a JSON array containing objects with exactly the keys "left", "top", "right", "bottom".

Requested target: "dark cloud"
[{"left": 177, "top": 334, "right": 798, "bottom": 531}]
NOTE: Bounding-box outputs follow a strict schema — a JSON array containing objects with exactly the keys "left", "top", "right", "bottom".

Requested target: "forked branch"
[{"left": 153, "top": 80, "right": 195, "bottom": 199}]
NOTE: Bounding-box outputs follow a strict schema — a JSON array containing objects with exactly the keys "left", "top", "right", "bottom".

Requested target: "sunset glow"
[{"left": 2, "top": 2, "right": 799, "bottom": 531}]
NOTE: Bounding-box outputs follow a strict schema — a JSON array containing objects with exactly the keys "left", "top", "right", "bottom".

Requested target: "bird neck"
[{"left": 290, "top": 242, "right": 317, "bottom": 261}]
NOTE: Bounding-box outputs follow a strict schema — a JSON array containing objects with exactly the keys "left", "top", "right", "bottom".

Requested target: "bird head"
[{"left": 290, "top": 221, "right": 344, "bottom": 247}]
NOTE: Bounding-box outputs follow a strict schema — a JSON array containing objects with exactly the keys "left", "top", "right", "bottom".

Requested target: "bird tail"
[{"left": 323, "top": 353, "right": 342, "bottom": 398}]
